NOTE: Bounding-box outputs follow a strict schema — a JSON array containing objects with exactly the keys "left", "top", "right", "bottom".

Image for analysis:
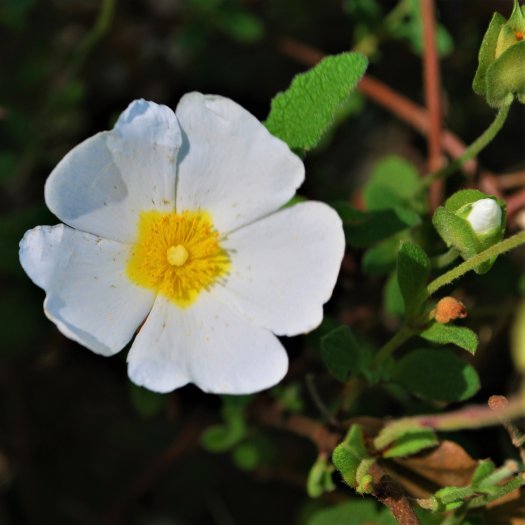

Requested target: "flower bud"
[
  {"left": 464, "top": 198, "right": 502, "bottom": 236},
  {"left": 432, "top": 190, "right": 506, "bottom": 274},
  {"left": 473, "top": 0, "right": 525, "bottom": 107}
]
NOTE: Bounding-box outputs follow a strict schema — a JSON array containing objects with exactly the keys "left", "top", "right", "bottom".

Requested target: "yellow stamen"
[{"left": 126, "top": 210, "right": 230, "bottom": 307}]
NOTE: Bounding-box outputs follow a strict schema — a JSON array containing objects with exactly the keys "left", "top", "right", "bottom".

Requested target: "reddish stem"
[{"left": 421, "top": 0, "right": 444, "bottom": 210}]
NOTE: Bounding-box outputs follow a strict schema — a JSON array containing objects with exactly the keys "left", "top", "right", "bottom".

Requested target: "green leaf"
[
  {"left": 332, "top": 425, "right": 371, "bottom": 488},
  {"left": 307, "top": 500, "right": 397, "bottom": 525},
  {"left": 307, "top": 455, "right": 335, "bottom": 498},
  {"left": 384, "top": 270, "right": 405, "bottom": 316},
  {"left": 393, "top": 348, "right": 480, "bottom": 402},
  {"left": 471, "top": 460, "right": 496, "bottom": 485},
  {"left": 473, "top": 13, "right": 506, "bottom": 96},
  {"left": 420, "top": 323, "right": 478, "bottom": 355},
  {"left": 374, "top": 421, "right": 438, "bottom": 458},
  {"left": 218, "top": 10, "right": 264, "bottom": 43},
  {"left": 334, "top": 202, "right": 421, "bottom": 248},
  {"left": 200, "top": 419, "right": 245, "bottom": 452},
  {"left": 396, "top": 241, "right": 430, "bottom": 319},
  {"left": 363, "top": 156, "right": 424, "bottom": 213},
  {"left": 200, "top": 395, "right": 251, "bottom": 452},
  {"left": 444, "top": 189, "right": 491, "bottom": 213},
  {"left": 321, "top": 326, "right": 371, "bottom": 382},
  {"left": 265, "top": 52, "right": 368, "bottom": 150},
  {"left": 231, "top": 441, "right": 260, "bottom": 471},
  {"left": 433, "top": 207, "right": 480, "bottom": 259},
  {"left": 362, "top": 235, "right": 400, "bottom": 275},
  {"left": 128, "top": 383, "right": 167, "bottom": 418}
]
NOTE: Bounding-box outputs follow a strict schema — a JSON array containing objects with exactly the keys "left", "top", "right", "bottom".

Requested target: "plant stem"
[
  {"left": 373, "top": 325, "right": 417, "bottom": 367},
  {"left": 425, "top": 230, "right": 525, "bottom": 298},
  {"left": 421, "top": 104, "right": 511, "bottom": 188}
]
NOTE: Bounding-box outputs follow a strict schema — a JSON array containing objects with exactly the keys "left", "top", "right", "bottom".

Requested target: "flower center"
[{"left": 126, "top": 210, "right": 230, "bottom": 307}]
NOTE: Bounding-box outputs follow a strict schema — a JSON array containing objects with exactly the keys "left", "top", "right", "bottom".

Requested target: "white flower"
[
  {"left": 466, "top": 198, "right": 502, "bottom": 235},
  {"left": 19, "top": 94, "right": 345, "bottom": 394}
]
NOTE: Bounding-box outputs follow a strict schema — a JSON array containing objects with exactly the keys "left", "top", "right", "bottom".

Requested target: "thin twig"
[
  {"left": 421, "top": 0, "right": 444, "bottom": 210},
  {"left": 369, "top": 463, "right": 421, "bottom": 525}
]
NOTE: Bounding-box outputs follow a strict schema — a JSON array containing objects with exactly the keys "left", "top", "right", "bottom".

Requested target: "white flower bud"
[{"left": 466, "top": 198, "right": 502, "bottom": 235}]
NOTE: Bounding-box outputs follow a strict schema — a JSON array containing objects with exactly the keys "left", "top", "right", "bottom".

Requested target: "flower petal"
[
  {"left": 19, "top": 224, "right": 154, "bottom": 356},
  {"left": 127, "top": 294, "right": 288, "bottom": 394},
  {"left": 218, "top": 202, "right": 345, "bottom": 336},
  {"left": 45, "top": 100, "right": 181, "bottom": 243},
  {"left": 175, "top": 92, "right": 304, "bottom": 234}
]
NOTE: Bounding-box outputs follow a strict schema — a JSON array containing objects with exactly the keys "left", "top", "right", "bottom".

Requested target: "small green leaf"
[
  {"left": 200, "top": 419, "right": 246, "bottom": 452},
  {"left": 307, "top": 455, "right": 335, "bottom": 498},
  {"left": 384, "top": 270, "right": 405, "bottom": 316},
  {"left": 393, "top": 348, "right": 480, "bottom": 402},
  {"left": 334, "top": 202, "right": 421, "bottom": 248},
  {"left": 420, "top": 323, "right": 479, "bottom": 354},
  {"left": 232, "top": 441, "right": 260, "bottom": 471},
  {"left": 362, "top": 235, "right": 400, "bottom": 275},
  {"left": 321, "top": 326, "right": 371, "bottom": 382},
  {"left": 363, "top": 156, "right": 424, "bottom": 213},
  {"left": 265, "top": 52, "right": 368, "bottom": 150},
  {"left": 374, "top": 421, "right": 438, "bottom": 458},
  {"left": 307, "top": 500, "right": 397, "bottom": 525},
  {"left": 396, "top": 241, "right": 430, "bottom": 319},
  {"left": 471, "top": 460, "right": 496, "bottom": 485},
  {"left": 473, "top": 13, "right": 506, "bottom": 96},
  {"left": 332, "top": 425, "right": 371, "bottom": 488}
]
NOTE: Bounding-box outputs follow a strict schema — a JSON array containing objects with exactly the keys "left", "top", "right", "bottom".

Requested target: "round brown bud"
[
  {"left": 434, "top": 297, "right": 467, "bottom": 324},
  {"left": 488, "top": 394, "right": 509, "bottom": 411}
]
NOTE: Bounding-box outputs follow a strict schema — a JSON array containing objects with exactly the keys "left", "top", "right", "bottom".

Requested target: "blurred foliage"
[{"left": 2, "top": 1, "right": 525, "bottom": 524}]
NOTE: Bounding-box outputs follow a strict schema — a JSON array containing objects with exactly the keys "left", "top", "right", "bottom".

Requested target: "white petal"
[
  {"left": 127, "top": 294, "right": 288, "bottom": 394},
  {"left": 466, "top": 198, "right": 502, "bottom": 234},
  {"left": 175, "top": 92, "right": 304, "bottom": 234},
  {"left": 218, "top": 202, "right": 345, "bottom": 336},
  {"left": 19, "top": 225, "right": 155, "bottom": 356},
  {"left": 45, "top": 100, "right": 181, "bottom": 243}
]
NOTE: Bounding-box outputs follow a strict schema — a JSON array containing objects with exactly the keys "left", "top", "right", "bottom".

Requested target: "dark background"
[{"left": 1, "top": 1, "right": 525, "bottom": 524}]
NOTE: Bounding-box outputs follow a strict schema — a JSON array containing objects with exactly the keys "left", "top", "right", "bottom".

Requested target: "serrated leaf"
[
  {"left": 265, "top": 52, "right": 367, "bottom": 150},
  {"left": 420, "top": 323, "right": 478, "bottom": 354},
  {"left": 334, "top": 202, "right": 421, "bottom": 248},
  {"left": 393, "top": 348, "right": 480, "bottom": 403},
  {"left": 397, "top": 241, "right": 430, "bottom": 319},
  {"left": 307, "top": 500, "right": 397, "bottom": 525},
  {"left": 321, "top": 326, "right": 372, "bottom": 382}
]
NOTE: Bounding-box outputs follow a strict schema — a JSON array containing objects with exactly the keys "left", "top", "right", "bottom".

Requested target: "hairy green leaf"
[
  {"left": 396, "top": 241, "right": 430, "bottom": 319},
  {"left": 321, "top": 326, "right": 371, "bottom": 382},
  {"left": 420, "top": 323, "right": 478, "bottom": 354},
  {"left": 393, "top": 348, "right": 480, "bottom": 402},
  {"left": 265, "top": 52, "right": 367, "bottom": 150}
]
